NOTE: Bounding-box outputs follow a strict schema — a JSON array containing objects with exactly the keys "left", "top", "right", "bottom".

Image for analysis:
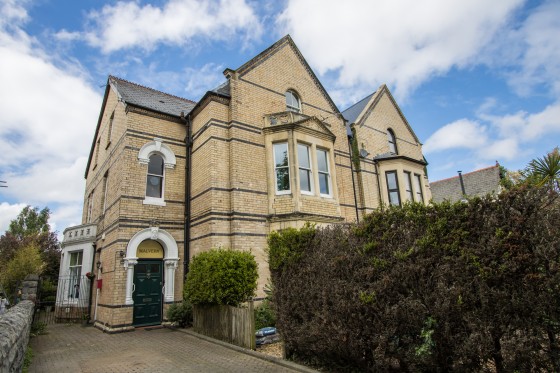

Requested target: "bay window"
[{"left": 274, "top": 142, "right": 290, "bottom": 194}]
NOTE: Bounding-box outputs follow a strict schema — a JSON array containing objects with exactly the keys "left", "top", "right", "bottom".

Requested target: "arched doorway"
[
  {"left": 123, "top": 227, "right": 179, "bottom": 326},
  {"left": 133, "top": 240, "right": 164, "bottom": 326}
]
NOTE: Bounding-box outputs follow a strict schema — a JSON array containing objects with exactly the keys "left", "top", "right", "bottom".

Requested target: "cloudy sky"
[{"left": 0, "top": 0, "right": 559, "bottom": 236}]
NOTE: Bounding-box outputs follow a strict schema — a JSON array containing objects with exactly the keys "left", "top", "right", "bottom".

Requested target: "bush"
[
  {"left": 269, "top": 187, "right": 560, "bottom": 372},
  {"left": 184, "top": 249, "right": 258, "bottom": 306},
  {"left": 255, "top": 300, "right": 276, "bottom": 330},
  {"left": 167, "top": 300, "right": 193, "bottom": 327}
]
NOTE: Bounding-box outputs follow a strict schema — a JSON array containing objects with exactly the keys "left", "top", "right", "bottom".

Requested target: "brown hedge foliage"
[{"left": 268, "top": 186, "right": 560, "bottom": 372}]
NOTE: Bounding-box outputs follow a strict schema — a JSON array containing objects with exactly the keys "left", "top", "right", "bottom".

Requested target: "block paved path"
[{"left": 29, "top": 324, "right": 315, "bottom": 373}]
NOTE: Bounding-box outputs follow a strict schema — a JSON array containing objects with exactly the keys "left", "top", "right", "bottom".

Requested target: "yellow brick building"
[{"left": 57, "top": 35, "right": 431, "bottom": 332}]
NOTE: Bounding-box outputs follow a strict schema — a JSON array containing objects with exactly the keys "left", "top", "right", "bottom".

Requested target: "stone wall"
[
  {"left": 0, "top": 275, "right": 38, "bottom": 373},
  {"left": 0, "top": 302, "right": 34, "bottom": 373}
]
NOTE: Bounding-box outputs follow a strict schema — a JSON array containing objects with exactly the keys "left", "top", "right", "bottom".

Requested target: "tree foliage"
[
  {"left": 0, "top": 243, "right": 45, "bottom": 299},
  {"left": 184, "top": 249, "right": 258, "bottom": 306},
  {"left": 0, "top": 206, "right": 60, "bottom": 292},
  {"left": 8, "top": 206, "right": 50, "bottom": 239},
  {"left": 269, "top": 187, "right": 560, "bottom": 372}
]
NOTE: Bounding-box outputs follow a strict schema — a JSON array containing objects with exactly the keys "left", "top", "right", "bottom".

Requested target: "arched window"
[
  {"left": 138, "top": 138, "right": 175, "bottom": 206},
  {"left": 387, "top": 129, "right": 398, "bottom": 154},
  {"left": 286, "top": 90, "right": 301, "bottom": 113},
  {"left": 146, "top": 154, "right": 164, "bottom": 199}
]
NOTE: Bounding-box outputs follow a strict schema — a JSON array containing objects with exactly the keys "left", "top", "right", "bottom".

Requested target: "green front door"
[{"left": 133, "top": 260, "right": 162, "bottom": 326}]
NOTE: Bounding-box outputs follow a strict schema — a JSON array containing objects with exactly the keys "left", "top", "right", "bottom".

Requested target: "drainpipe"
[
  {"left": 458, "top": 171, "right": 466, "bottom": 196},
  {"left": 347, "top": 133, "right": 360, "bottom": 223},
  {"left": 181, "top": 112, "right": 193, "bottom": 279},
  {"left": 374, "top": 160, "right": 383, "bottom": 211},
  {"left": 88, "top": 242, "right": 96, "bottom": 322}
]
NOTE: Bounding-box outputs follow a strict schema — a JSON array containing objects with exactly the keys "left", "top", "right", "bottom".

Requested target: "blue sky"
[{"left": 0, "top": 0, "right": 559, "bottom": 236}]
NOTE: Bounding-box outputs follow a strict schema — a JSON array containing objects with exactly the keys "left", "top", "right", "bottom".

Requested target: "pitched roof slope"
[
  {"left": 430, "top": 164, "right": 502, "bottom": 203},
  {"left": 109, "top": 76, "right": 196, "bottom": 117},
  {"left": 341, "top": 92, "right": 376, "bottom": 125}
]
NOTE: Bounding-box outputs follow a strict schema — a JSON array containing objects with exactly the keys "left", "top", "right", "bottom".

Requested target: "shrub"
[
  {"left": 255, "top": 300, "right": 276, "bottom": 330},
  {"left": 184, "top": 249, "right": 258, "bottom": 306},
  {"left": 167, "top": 300, "right": 193, "bottom": 327},
  {"left": 269, "top": 187, "right": 560, "bottom": 372}
]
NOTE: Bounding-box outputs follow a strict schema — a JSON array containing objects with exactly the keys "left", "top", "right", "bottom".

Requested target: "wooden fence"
[{"left": 192, "top": 302, "right": 255, "bottom": 350}]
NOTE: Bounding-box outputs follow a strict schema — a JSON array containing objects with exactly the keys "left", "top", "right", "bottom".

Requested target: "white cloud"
[
  {"left": 84, "top": 0, "right": 262, "bottom": 53},
  {"left": 425, "top": 101, "right": 560, "bottom": 165},
  {"left": 507, "top": 0, "right": 560, "bottom": 96},
  {"left": 278, "top": 0, "right": 524, "bottom": 100},
  {"left": 424, "top": 119, "right": 488, "bottom": 153},
  {"left": 0, "top": 2, "right": 100, "bottom": 237},
  {"left": 0, "top": 202, "right": 27, "bottom": 235}
]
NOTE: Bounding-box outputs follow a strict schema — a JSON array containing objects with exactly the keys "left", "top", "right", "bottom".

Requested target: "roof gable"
[
  {"left": 343, "top": 85, "right": 420, "bottom": 144},
  {"left": 233, "top": 35, "right": 340, "bottom": 115}
]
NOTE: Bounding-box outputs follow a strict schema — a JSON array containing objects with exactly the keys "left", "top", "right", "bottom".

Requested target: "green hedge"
[
  {"left": 184, "top": 249, "right": 258, "bottom": 306},
  {"left": 269, "top": 187, "right": 560, "bottom": 372}
]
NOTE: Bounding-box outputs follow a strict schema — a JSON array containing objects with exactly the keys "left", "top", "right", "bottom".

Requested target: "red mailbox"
[{"left": 97, "top": 279, "right": 102, "bottom": 289}]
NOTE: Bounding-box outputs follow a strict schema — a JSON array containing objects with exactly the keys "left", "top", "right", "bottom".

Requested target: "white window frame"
[
  {"left": 297, "top": 143, "right": 313, "bottom": 195},
  {"left": 286, "top": 90, "right": 301, "bottom": 113},
  {"left": 386, "top": 170, "right": 401, "bottom": 206},
  {"left": 273, "top": 142, "right": 291, "bottom": 195},
  {"left": 316, "top": 147, "right": 332, "bottom": 197},
  {"left": 68, "top": 251, "right": 83, "bottom": 299},
  {"left": 414, "top": 173, "right": 424, "bottom": 203},
  {"left": 144, "top": 153, "right": 166, "bottom": 206},
  {"left": 387, "top": 129, "right": 398, "bottom": 154},
  {"left": 403, "top": 171, "right": 413, "bottom": 201},
  {"left": 139, "top": 138, "right": 176, "bottom": 206},
  {"left": 86, "top": 190, "right": 94, "bottom": 223}
]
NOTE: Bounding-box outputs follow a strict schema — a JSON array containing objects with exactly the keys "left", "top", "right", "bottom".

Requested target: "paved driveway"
[{"left": 29, "top": 324, "right": 315, "bottom": 372}]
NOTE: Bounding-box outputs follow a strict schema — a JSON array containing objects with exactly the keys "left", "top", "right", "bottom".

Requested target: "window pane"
[
  {"left": 146, "top": 175, "right": 162, "bottom": 198},
  {"left": 414, "top": 174, "right": 424, "bottom": 202},
  {"left": 286, "top": 91, "right": 300, "bottom": 112},
  {"left": 319, "top": 173, "right": 329, "bottom": 195},
  {"left": 300, "top": 169, "right": 311, "bottom": 192},
  {"left": 317, "top": 149, "right": 328, "bottom": 172},
  {"left": 274, "top": 143, "right": 289, "bottom": 168},
  {"left": 150, "top": 264, "right": 160, "bottom": 273},
  {"left": 404, "top": 172, "right": 413, "bottom": 201},
  {"left": 148, "top": 154, "right": 164, "bottom": 175},
  {"left": 387, "top": 172, "right": 397, "bottom": 190},
  {"left": 297, "top": 144, "right": 310, "bottom": 169},
  {"left": 276, "top": 168, "right": 290, "bottom": 191},
  {"left": 388, "top": 130, "right": 397, "bottom": 154},
  {"left": 389, "top": 191, "right": 400, "bottom": 205}
]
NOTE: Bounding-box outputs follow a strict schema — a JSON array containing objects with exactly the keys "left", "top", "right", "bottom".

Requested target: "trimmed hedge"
[
  {"left": 184, "top": 249, "right": 258, "bottom": 306},
  {"left": 269, "top": 187, "right": 560, "bottom": 372}
]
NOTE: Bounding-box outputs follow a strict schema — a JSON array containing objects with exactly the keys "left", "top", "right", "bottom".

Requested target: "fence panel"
[{"left": 193, "top": 302, "right": 255, "bottom": 349}]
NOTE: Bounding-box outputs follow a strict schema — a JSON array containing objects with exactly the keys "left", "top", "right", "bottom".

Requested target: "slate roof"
[
  {"left": 109, "top": 76, "right": 196, "bottom": 117},
  {"left": 341, "top": 92, "right": 375, "bottom": 125},
  {"left": 430, "top": 164, "right": 502, "bottom": 203},
  {"left": 211, "top": 81, "right": 231, "bottom": 97}
]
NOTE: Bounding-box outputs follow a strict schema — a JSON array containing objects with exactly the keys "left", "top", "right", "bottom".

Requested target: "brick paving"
[{"left": 29, "top": 324, "right": 315, "bottom": 372}]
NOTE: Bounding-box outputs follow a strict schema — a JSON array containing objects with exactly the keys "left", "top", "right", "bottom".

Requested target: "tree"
[
  {"left": 8, "top": 206, "right": 50, "bottom": 239},
  {"left": 524, "top": 147, "right": 560, "bottom": 191},
  {"left": 0, "top": 243, "right": 45, "bottom": 301},
  {"left": 0, "top": 205, "right": 60, "bottom": 284}
]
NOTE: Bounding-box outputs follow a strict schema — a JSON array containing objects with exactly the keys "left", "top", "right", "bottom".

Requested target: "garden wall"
[{"left": 0, "top": 275, "right": 39, "bottom": 373}]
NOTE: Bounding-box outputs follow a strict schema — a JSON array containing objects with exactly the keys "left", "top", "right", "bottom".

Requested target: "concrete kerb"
[{"left": 172, "top": 327, "right": 318, "bottom": 373}]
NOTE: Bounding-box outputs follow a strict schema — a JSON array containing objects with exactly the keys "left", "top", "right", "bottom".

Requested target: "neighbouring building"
[
  {"left": 429, "top": 163, "right": 502, "bottom": 203},
  {"left": 57, "top": 35, "right": 431, "bottom": 332}
]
